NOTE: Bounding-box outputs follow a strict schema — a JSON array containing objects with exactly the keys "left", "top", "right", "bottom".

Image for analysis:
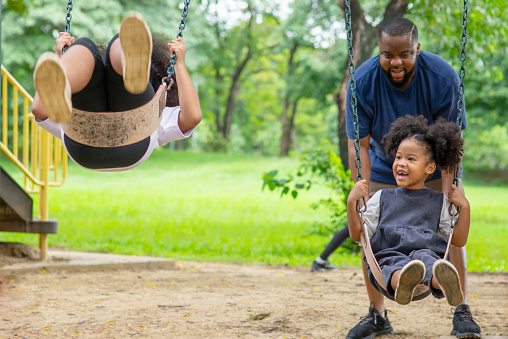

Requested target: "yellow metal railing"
[{"left": 1, "top": 65, "right": 67, "bottom": 260}]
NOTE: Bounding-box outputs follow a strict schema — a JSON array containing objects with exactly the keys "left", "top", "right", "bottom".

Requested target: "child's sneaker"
[
  {"left": 394, "top": 260, "right": 425, "bottom": 305},
  {"left": 119, "top": 11, "right": 152, "bottom": 94},
  {"left": 433, "top": 259, "right": 463, "bottom": 306},
  {"left": 33, "top": 52, "right": 72, "bottom": 122}
]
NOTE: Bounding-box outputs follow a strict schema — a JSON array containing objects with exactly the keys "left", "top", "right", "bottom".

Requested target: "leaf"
[
  {"left": 7, "top": 0, "right": 27, "bottom": 14},
  {"left": 291, "top": 190, "right": 298, "bottom": 199},
  {"left": 282, "top": 186, "right": 290, "bottom": 196},
  {"left": 266, "top": 170, "right": 278, "bottom": 178}
]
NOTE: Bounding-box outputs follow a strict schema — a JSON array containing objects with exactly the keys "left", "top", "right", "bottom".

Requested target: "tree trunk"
[
  {"left": 222, "top": 7, "right": 255, "bottom": 140},
  {"left": 335, "top": 0, "right": 409, "bottom": 169},
  {"left": 215, "top": 67, "right": 223, "bottom": 133},
  {"left": 210, "top": 0, "right": 224, "bottom": 135},
  {"left": 280, "top": 42, "right": 299, "bottom": 156},
  {"left": 281, "top": 99, "right": 299, "bottom": 156}
]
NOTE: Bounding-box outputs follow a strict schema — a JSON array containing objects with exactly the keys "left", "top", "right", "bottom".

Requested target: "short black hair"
[{"left": 378, "top": 17, "right": 418, "bottom": 44}]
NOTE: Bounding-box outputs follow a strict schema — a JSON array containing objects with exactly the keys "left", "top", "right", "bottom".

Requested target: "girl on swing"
[
  {"left": 347, "top": 115, "right": 470, "bottom": 306},
  {"left": 31, "top": 12, "right": 202, "bottom": 171}
]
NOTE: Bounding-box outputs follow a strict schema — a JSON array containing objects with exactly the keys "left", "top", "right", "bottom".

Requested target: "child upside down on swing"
[
  {"left": 31, "top": 12, "right": 201, "bottom": 171},
  {"left": 347, "top": 115, "right": 470, "bottom": 306}
]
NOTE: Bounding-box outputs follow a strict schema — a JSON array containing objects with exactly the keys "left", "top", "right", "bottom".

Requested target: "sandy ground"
[{"left": 0, "top": 247, "right": 507, "bottom": 339}]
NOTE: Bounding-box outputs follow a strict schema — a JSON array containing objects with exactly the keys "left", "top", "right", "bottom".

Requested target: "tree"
[
  {"left": 277, "top": 0, "right": 342, "bottom": 156},
  {"left": 333, "top": 0, "right": 409, "bottom": 168},
  {"left": 197, "top": 0, "right": 269, "bottom": 142}
]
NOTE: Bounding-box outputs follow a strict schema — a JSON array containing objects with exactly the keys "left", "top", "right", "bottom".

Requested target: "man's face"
[{"left": 378, "top": 32, "right": 420, "bottom": 89}]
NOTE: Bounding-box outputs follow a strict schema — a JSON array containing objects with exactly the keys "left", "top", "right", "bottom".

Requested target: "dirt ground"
[{"left": 0, "top": 246, "right": 507, "bottom": 339}]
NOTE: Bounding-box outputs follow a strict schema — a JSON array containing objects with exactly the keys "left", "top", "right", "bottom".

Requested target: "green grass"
[{"left": 1, "top": 150, "right": 506, "bottom": 272}]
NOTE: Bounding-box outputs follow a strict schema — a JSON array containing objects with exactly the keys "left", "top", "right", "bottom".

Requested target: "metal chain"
[
  {"left": 345, "top": 0, "right": 361, "bottom": 183},
  {"left": 62, "top": 0, "right": 73, "bottom": 53},
  {"left": 344, "top": 0, "right": 366, "bottom": 212},
  {"left": 165, "top": 0, "right": 191, "bottom": 83},
  {"left": 453, "top": 0, "right": 468, "bottom": 187}
]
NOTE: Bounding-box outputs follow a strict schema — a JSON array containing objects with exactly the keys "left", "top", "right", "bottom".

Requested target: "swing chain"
[
  {"left": 344, "top": 0, "right": 361, "bottom": 183},
  {"left": 65, "top": 0, "right": 73, "bottom": 33},
  {"left": 164, "top": 0, "right": 191, "bottom": 86},
  {"left": 62, "top": 0, "right": 73, "bottom": 53},
  {"left": 453, "top": 0, "right": 468, "bottom": 187}
]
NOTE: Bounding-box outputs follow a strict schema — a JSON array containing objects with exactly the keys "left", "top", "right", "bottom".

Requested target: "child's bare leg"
[
  {"left": 390, "top": 270, "right": 402, "bottom": 291},
  {"left": 433, "top": 259, "right": 463, "bottom": 306},
  {"left": 59, "top": 45, "right": 96, "bottom": 93},
  {"left": 393, "top": 260, "right": 425, "bottom": 305},
  {"left": 431, "top": 275, "right": 440, "bottom": 290},
  {"left": 32, "top": 46, "right": 95, "bottom": 121},
  {"left": 108, "top": 39, "right": 123, "bottom": 76}
]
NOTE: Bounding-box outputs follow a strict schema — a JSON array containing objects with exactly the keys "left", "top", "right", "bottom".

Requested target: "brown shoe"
[
  {"left": 394, "top": 260, "right": 425, "bottom": 305},
  {"left": 33, "top": 52, "right": 72, "bottom": 122},
  {"left": 119, "top": 11, "right": 152, "bottom": 94},
  {"left": 433, "top": 259, "right": 464, "bottom": 306}
]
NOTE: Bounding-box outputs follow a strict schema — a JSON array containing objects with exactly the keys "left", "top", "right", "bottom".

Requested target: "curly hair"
[
  {"left": 382, "top": 115, "right": 464, "bottom": 173},
  {"left": 150, "top": 32, "right": 179, "bottom": 107}
]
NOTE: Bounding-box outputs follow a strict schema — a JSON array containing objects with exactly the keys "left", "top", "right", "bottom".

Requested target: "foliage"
[
  {"left": 409, "top": 0, "right": 508, "bottom": 82},
  {"left": 262, "top": 141, "right": 354, "bottom": 242},
  {"left": 1, "top": 0, "right": 507, "bottom": 168},
  {"left": 2, "top": 150, "right": 505, "bottom": 271}
]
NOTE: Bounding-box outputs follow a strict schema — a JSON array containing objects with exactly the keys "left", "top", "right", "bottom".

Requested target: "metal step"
[
  {"left": 0, "top": 166, "right": 33, "bottom": 221},
  {"left": 0, "top": 166, "right": 57, "bottom": 234},
  {"left": 0, "top": 218, "right": 58, "bottom": 234}
]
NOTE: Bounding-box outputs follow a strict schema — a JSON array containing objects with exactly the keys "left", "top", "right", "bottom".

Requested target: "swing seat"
[
  {"left": 360, "top": 222, "right": 432, "bottom": 302},
  {"left": 61, "top": 84, "right": 167, "bottom": 147}
]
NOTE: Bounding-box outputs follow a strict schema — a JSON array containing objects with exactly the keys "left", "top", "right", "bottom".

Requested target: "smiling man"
[{"left": 341, "top": 17, "right": 482, "bottom": 339}]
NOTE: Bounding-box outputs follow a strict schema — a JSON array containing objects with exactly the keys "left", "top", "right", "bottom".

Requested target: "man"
[{"left": 344, "top": 17, "right": 481, "bottom": 339}]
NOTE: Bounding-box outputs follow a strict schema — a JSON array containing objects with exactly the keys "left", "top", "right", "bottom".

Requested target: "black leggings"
[
  {"left": 65, "top": 35, "right": 154, "bottom": 170},
  {"left": 319, "top": 226, "right": 350, "bottom": 260}
]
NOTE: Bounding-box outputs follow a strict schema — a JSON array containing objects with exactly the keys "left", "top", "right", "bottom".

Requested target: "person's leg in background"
[{"left": 311, "top": 226, "right": 350, "bottom": 272}]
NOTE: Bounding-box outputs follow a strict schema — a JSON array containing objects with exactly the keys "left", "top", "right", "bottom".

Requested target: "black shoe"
[
  {"left": 451, "top": 304, "right": 481, "bottom": 338},
  {"left": 311, "top": 259, "right": 338, "bottom": 272},
  {"left": 346, "top": 305, "right": 393, "bottom": 339}
]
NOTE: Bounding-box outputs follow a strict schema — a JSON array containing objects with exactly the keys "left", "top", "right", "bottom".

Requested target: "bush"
[{"left": 262, "top": 141, "right": 357, "bottom": 251}]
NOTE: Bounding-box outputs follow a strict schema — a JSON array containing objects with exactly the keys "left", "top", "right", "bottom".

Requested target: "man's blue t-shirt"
[{"left": 345, "top": 50, "right": 467, "bottom": 185}]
